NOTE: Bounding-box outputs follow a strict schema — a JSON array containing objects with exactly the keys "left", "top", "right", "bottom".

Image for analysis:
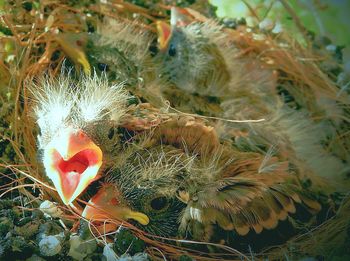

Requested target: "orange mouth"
[
  {"left": 156, "top": 21, "right": 172, "bottom": 51},
  {"left": 43, "top": 127, "right": 103, "bottom": 205},
  {"left": 82, "top": 184, "right": 149, "bottom": 226}
]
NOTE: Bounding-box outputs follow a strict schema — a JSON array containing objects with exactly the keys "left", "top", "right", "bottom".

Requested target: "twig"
[
  {"left": 242, "top": 0, "right": 260, "bottom": 22},
  {"left": 164, "top": 101, "right": 266, "bottom": 123},
  {"left": 278, "top": 0, "right": 309, "bottom": 43}
]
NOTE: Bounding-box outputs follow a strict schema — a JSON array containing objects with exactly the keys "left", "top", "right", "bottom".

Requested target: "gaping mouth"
[
  {"left": 57, "top": 149, "right": 95, "bottom": 174},
  {"left": 156, "top": 20, "right": 172, "bottom": 51},
  {"left": 43, "top": 128, "right": 103, "bottom": 205}
]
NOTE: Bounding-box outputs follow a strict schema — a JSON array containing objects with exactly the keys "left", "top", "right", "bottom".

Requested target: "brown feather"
[{"left": 300, "top": 195, "right": 322, "bottom": 212}]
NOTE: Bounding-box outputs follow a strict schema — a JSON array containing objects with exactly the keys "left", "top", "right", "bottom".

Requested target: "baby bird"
[
  {"left": 31, "top": 74, "right": 129, "bottom": 205},
  {"left": 155, "top": 7, "right": 232, "bottom": 97},
  {"left": 82, "top": 139, "right": 321, "bottom": 251}
]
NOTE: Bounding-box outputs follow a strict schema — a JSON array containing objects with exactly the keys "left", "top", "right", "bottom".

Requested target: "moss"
[
  {"left": 0, "top": 208, "right": 20, "bottom": 223},
  {"left": 114, "top": 228, "right": 146, "bottom": 256},
  {"left": 37, "top": 221, "right": 65, "bottom": 239},
  {"left": 14, "top": 220, "right": 41, "bottom": 239},
  {"left": 179, "top": 255, "right": 194, "bottom": 261},
  {"left": 0, "top": 235, "right": 35, "bottom": 260},
  {"left": 0, "top": 217, "right": 13, "bottom": 237},
  {"left": 21, "top": 1, "right": 33, "bottom": 11},
  {"left": 0, "top": 25, "right": 12, "bottom": 36},
  {"left": 14, "top": 216, "right": 33, "bottom": 227},
  {"left": 0, "top": 199, "right": 15, "bottom": 209},
  {"left": 77, "top": 219, "right": 91, "bottom": 240}
]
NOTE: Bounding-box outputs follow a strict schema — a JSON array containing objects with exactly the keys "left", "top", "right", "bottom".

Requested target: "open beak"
[
  {"left": 156, "top": 7, "right": 194, "bottom": 52},
  {"left": 156, "top": 21, "right": 172, "bottom": 52},
  {"left": 43, "top": 127, "right": 103, "bottom": 205},
  {"left": 82, "top": 184, "right": 149, "bottom": 226}
]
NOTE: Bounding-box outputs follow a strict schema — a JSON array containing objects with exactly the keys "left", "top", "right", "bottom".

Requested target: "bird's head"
[
  {"left": 31, "top": 74, "right": 129, "bottom": 205},
  {"left": 155, "top": 7, "right": 231, "bottom": 96},
  {"left": 83, "top": 146, "right": 191, "bottom": 237},
  {"left": 156, "top": 7, "right": 192, "bottom": 52}
]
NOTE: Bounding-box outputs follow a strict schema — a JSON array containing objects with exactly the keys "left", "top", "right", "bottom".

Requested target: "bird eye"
[
  {"left": 149, "top": 39, "right": 159, "bottom": 57},
  {"left": 97, "top": 63, "right": 109, "bottom": 72},
  {"left": 108, "top": 127, "right": 115, "bottom": 140},
  {"left": 168, "top": 44, "right": 177, "bottom": 57},
  {"left": 150, "top": 196, "right": 168, "bottom": 211}
]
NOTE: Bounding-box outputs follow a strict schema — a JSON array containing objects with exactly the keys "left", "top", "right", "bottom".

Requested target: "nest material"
[{"left": 0, "top": 0, "right": 349, "bottom": 260}]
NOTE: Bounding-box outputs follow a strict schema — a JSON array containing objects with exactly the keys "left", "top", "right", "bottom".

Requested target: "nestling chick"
[
  {"left": 82, "top": 142, "right": 321, "bottom": 250},
  {"left": 83, "top": 145, "right": 189, "bottom": 237},
  {"left": 155, "top": 7, "right": 232, "bottom": 97},
  {"left": 31, "top": 74, "right": 129, "bottom": 204}
]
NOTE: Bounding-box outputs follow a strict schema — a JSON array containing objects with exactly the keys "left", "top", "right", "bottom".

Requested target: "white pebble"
[
  {"left": 39, "top": 235, "right": 62, "bottom": 256},
  {"left": 259, "top": 18, "right": 274, "bottom": 31},
  {"left": 272, "top": 22, "right": 283, "bottom": 34},
  {"left": 68, "top": 235, "right": 97, "bottom": 261},
  {"left": 40, "top": 200, "right": 63, "bottom": 218},
  {"left": 103, "top": 243, "right": 118, "bottom": 261}
]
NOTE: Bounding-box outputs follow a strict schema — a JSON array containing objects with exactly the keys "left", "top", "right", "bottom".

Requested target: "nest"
[{"left": 0, "top": 0, "right": 349, "bottom": 260}]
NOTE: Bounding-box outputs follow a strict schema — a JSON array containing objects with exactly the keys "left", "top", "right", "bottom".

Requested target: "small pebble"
[
  {"left": 253, "top": 33, "right": 266, "bottom": 41},
  {"left": 39, "top": 235, "right": 61, "bottom": 256},
  {"left": 103, "top": 243, "right": 118, "bottom": 261},
  {"left": 39, "top": 200, "right": 63, "bottom": 218},
  {"left": 272, "top": 22, "right": 283, "bottom": 34},
  {"left": 326, "top": 44, "right": 337, "bottom": 52},
  {"left": 68, "top": 234, "right": 97, "bottom": 261},
  {"left": 259, "top": 18, "right": 274, "bottom": 31}
]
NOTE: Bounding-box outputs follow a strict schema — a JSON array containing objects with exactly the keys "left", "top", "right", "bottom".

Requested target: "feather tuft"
[{"left": 29, "top": 72, "right": 129, "bottom": 148}]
